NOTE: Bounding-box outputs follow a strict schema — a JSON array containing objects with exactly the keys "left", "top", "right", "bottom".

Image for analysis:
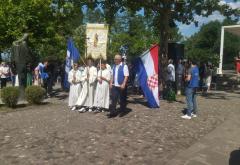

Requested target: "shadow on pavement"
[
  {"left": 181, "top": 108, "right": 187, "bottom": 115},
  {"left": 54, "top": 94, "right": 68, "bottom": 100},
  {"left": 174, "top": 100, "right": 185, "bottom": 104},
  {"left": 201, "top": 92, "right": 228, "bottom": 100},
  {"left": 107, "top": 108, "right": 132, "bottom": 118},
  {"left": 118, "top": 108, "right": 132, "bottom": 117},
  {"left": 127, "top": 97, "right": 148, "bottom": 107},
  {"left": 229, "top": 149, "right": 240, "bottom": 165},
  {"left": 50, "top": 88, "right": 69, "bottom": 100},
  {"left": 15, "top": 103, "right": 27, "bottom": 108}
]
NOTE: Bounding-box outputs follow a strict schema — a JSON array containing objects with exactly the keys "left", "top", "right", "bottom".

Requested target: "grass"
[{"left": 0, "top": 105, "right": 13, "bottom": 112}]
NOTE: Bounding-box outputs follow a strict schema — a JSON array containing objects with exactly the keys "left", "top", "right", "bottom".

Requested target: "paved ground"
[
  {"left": 167, "top": 107, "right": 240, "bottom": 165},
  {"left": 0, "top": 88, "right": 240, "bottom": 165}
]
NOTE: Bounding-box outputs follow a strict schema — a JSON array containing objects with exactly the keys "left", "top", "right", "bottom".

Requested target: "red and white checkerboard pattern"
[{"left": 147, "top": 74, "right": 158, "bottom": 90}]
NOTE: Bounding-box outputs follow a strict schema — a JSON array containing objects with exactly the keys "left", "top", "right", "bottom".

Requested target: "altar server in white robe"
[
  {"left": 68, "top": 63, "right": 83, "bottom": 111},
  {"left": 77, "top": 58, "right": 97, "bottom": 112},
  {"left": 93, "top": 61, "right": 111, "bottom": 112}
]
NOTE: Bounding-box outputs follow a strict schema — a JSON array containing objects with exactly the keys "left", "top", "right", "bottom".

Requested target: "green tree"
[
  {"left": 124, "top": 0, "right": 239, "bottom": 58},
  {"left": 108, "top": 12, "right": 160, "bottom": 60},
  {"left": 185, "top": 19, "right": 240, "bottom": 66},
  {"left": 0, "top": 0, "right": 86, "bottom": 61}
]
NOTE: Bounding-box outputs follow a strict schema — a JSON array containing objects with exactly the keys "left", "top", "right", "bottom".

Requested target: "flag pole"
[
  {"left": 100, "top": 54, "right": 102, "bottom": 78},
  {"left": 80, "top": 56, "right": 87, "bottom": 66}
]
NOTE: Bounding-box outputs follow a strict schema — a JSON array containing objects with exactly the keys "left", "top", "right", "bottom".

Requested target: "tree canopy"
[
  {"left": 0, "top": 0, "right": 85, "bottom": 61},
  {"left": 0, "top": 0, "right": 239, "bottom": 64},
  {"left": 185, "top": 19, "right": 240, "bottom": 66},
  {"left": 122, "top": 0, "right": 239, "bottom": 57}
]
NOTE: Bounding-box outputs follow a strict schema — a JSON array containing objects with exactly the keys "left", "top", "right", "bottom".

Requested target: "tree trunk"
[
  {"left": 158, "top": 7, "right": 171, "bottom": 92},
  {"left": 0, "top": 50, "right": 2, "bottom": 62}
]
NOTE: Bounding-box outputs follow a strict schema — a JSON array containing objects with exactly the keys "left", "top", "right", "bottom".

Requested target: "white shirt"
[
  {"left": 112, "top": 62, "right": 129, "bottom": 87},
  {"left": 167, "top": 63, "right": 175, "bottom": 82},
  {"left": 106, "top": 64, "right": 112, "bottom": 74},
  {"left": 0, "top": 65, "right": 10, "bottom": 78},
  {"left": 34, "top": 62, "right": 44, "bottom": 71}
]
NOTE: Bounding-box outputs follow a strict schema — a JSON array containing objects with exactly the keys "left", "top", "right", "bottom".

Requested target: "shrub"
[
  {"left": 25, "top": 86, "right": 46, "bottom": 104},
  {"left": 1, "top": 87, "right": 20, "bottom": 108},
  {"left": 166, "top": 88, "right": 176, "bottom": 101}
]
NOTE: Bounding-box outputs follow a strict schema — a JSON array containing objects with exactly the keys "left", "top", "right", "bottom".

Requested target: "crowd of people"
[
  {"left": 67, "top": 54, "right": 129, "bottom": 118},
  {"left": 165, "top": 58, "right": 218, "bottom": 119},
  {"left": 1, "top": 51, "right": 239, "bottom": 120},
  {"left": 166, "top": 59, "right": 216, "bottom": 95},
  {"left": 0, "top": 60, "right": 61, "bottom": 95},
  {"left": 0, "top": 56, "right": 214, "bottom": 120},
  {"left": 0, "top": 54, "right": 129, "bottom": 118}
]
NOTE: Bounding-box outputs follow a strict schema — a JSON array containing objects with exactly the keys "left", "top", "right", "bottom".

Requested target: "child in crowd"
[
  {"left": 93, "top": 61, "right": 111, "bottom": 112},
  {"left": 68, "top": 63, "right": 82, "bottom": 111}
]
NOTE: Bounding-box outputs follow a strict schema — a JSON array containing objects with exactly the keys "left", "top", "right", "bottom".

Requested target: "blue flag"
[{"left": 64, "top": 38, "right": 80, "bottom": 90}]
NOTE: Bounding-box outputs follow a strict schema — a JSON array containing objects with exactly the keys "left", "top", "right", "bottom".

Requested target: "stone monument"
[{"left": 11, "top": 33, "right": 32, "bottom": 98}]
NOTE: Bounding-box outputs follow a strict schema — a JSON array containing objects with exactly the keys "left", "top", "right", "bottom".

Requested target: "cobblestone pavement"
[
  {"left": 0, "top": 89, "right": 240, "bottom": 165},
  {"left": 167, "top": 105, "right": 240, "bottom": 165}
]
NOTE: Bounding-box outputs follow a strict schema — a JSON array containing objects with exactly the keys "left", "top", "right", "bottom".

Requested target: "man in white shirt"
[
  {"left": 0, "top": 62, "right": 10, "bottom": 88},
  {"left": 109, "top": 54, "right": 129, "bottom": 118},
  {"left": 167, "top": 59, "right": 175, "bottom": 90}
]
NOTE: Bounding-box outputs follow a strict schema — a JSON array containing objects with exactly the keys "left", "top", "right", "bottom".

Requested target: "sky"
[{"left": 178, "top": 0, "right": 240, "bottom": 37}]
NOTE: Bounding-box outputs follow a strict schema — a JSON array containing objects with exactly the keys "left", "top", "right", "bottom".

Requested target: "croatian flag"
[{"left": 135, "top": 44, "right": 159, "bottom": 108}]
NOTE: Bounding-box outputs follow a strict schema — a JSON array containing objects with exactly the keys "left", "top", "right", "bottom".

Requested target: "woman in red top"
[{"left": 235, "top": 52, "right": 240, "bottom": 81}]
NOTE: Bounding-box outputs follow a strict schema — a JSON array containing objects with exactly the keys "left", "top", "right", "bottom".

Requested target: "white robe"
[
  {"left": 76, "top": 66, "right": 97, "bottom": 107},
  {"left": 93, "top": 69, "right": 111, "bottom": 109},
  {"left": 15, "top": 75, "right": 19, "bottom": 86},
  {"left": 106, "top": 64, "right": 112, "bottom": 73},
  {"left": 68, "top": 69, "right": 83, "bottom": 107}
]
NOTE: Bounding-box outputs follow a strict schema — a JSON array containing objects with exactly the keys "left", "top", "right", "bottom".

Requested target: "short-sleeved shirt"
[
  {"left": 112, "top": 62, "right": 129, "bottom": 87},
  {"left": 176, "top": 64, "right": 184, "bottom": 75},
  {"left": 0, "top": 65, "right": 10, "bottom": 78},
  {"left": 187, "top": 66, "right": 199, "bottom": 88},
  {"left": 167, "top": 64, "right": 175, "bottom": 82}
]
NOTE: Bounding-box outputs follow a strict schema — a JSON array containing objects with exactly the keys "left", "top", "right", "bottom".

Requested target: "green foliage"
[
  {"left": 185, "top": 19, "right": 240, "bottom": 66},
  {"left": 0, "top": 0, "right": 239, "bottom": 63},
  {"left": 123, "top": 0, "right": 239, "bottom": 56},
  {"left": 108, "top": 13, "right": 160, "bottom": 60},
  {"left": 166, "top": 89, "right": 176, "bottom": 102},
  {"left": 0, "top": 0, "right": 85, "bottom": 60},
  {"left": 25, "top": 86, "right": 46, "bottom": 104},
  {"left": 1, "top": 87, "right": 20, "bottom": 108}
]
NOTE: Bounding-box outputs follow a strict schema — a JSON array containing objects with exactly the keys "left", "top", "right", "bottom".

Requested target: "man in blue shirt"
[{"left": 181, "top": 60, "right": 199, "bottom": 120}]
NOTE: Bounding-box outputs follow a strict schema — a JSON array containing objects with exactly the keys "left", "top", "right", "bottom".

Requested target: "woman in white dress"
[
  {"left": 68, "top": 63, "right": 83, "bottom": 111},
  {"left": 93, "top": 61, "right": 111, "bottom": 112}
]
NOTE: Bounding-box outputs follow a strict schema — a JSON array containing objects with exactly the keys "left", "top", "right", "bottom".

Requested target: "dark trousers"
[
  {"left": 43, "top": 78, "right": 51, "bottom": 95},
  {"left": 166, "top": 80, "right": 175, "bottom": 92},
  {"left": 1, "top": 78, "right": 7, "bottom": 89},
  {"left": 11, "top": 76, "right": 16, "bottom": 86},
  {"left": 110, "top": 86, "right": 127, "bottom": 114}
]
